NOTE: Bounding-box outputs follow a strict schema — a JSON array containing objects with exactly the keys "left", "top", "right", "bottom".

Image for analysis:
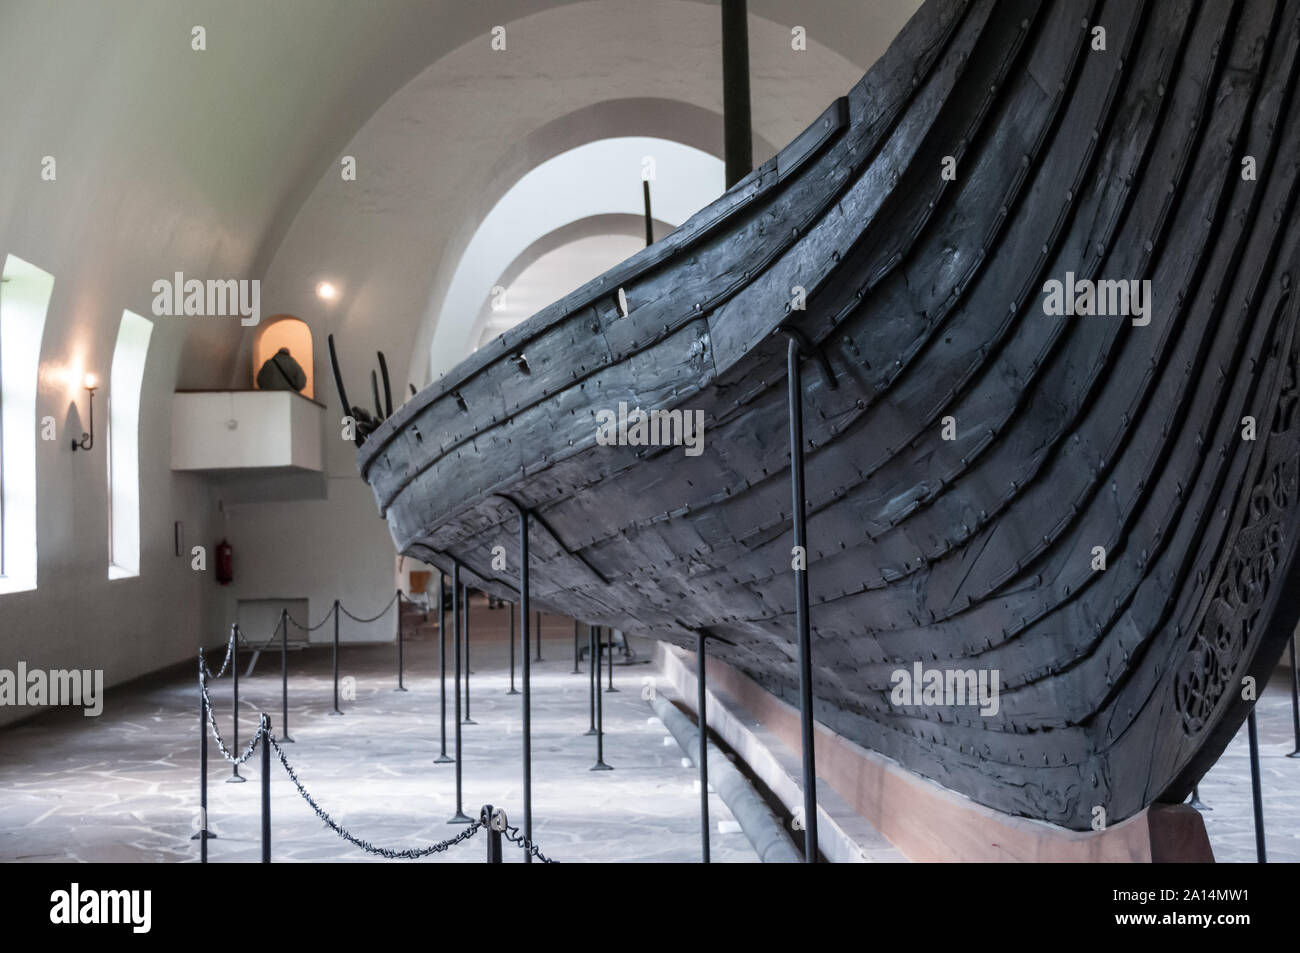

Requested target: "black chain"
[
  {"left": 267, "top": 735, "right": 483, "bottom": 859},
  {"left": 286, "top": 604, "right": 338, "bottom": 633},
  {"left": 198, "top": 655, "right": 262, "bottom": 765},
  {"left": 200, "top": 629, "right": 237, "bottom": 681},
  {"left": 337, "top": 591, "right": 400, "bottom": 624},
  {"left": 503, "top": 825, "right": 559, "bottom": 863}
]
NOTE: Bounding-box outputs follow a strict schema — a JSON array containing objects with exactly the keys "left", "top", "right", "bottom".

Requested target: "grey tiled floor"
[
  {"left": 0, "top": 620, "right": 756, "bottom": 863},
  {"left": 1194, "top": 669, "right": 1300, "bottom": 863},
  {"left": 1, "top": 607, "right": 1296, "bottom": 862}
]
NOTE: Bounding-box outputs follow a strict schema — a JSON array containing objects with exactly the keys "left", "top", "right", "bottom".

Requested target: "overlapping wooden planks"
[{"left": 358, "top": 0, "right": 1300, "bottom": 829}]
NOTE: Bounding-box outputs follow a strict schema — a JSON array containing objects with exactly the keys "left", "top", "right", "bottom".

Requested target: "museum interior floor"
[{"left": 0, "top": 597, "right": 1296, "bottom": 863}]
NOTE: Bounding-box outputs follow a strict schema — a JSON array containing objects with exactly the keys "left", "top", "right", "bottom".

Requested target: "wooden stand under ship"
[{"left": 342, "top": 0, "right": 1300, "bottom": 833}]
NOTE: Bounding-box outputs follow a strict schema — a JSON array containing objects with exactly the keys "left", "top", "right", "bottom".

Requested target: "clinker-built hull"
[{"left": 358, "top": 0, "right": 1300, "bottom": 829}]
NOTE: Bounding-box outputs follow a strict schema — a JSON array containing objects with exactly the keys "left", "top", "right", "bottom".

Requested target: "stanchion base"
[
  {"left": 226, "top": 774, "right": 246, "bottom": 784},
  {"left": 462, "top": 718, "right": 477, "bottom": 725},
  {"left": 605, "top": 686, "right": 620, "bottom": 693},
  {"left": 590, "top": 761, "right": 613, "bottom": 771},
  {"left": 394, "top": 686, "right": 409, "bottom": 693},
  {"left": 506, "top": 688, "right": 521, "bottom": 695},
  {"left": 1287, "top": 749, "right": 1300, "bottom": 758},
  {"left": 329, "top": 711, "right": 345, "bottom": 716},
  {"left": 434, "top": 754, "right": 455, "bottom": 764},
  {"left": 584, "top": 727, "right": 598, "bottom": 736},
  {"left": 190, "top": 830, "right": 218, "bottom": 841},
  {"left": 1189, "top": 797, "right": 1211, "bottom": 811},
  {"left": 447, "top": 811, "right": 473, "bottom": 825},
  {"left": 280, "top": 735, "right": 295, "bottom": 744}
]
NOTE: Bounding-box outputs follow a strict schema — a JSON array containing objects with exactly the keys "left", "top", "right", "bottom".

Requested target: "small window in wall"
[
  {"left": 0, "top": 255, "right": 54, "bottom": 594},
  {"left": 254, "top": 316, "right": 314, "bottom": 398},
  {"left": 107, "top": 310, "right": 153, "bottom": 579}
]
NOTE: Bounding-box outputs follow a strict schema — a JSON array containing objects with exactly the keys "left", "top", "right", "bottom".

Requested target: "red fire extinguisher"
[{"left": 216, "top": 538, "right": 234, "bottom": 586}]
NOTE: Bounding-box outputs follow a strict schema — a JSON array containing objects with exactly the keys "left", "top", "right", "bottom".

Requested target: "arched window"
[
  {"left": 107, "top": 309, "right": 152, "bottom": 579},
  {"left": 0, "top": 254, "right": 54, "bottom": 594},
  {"left": 254, "top": 316, "right": 314, "bottom": 399}
]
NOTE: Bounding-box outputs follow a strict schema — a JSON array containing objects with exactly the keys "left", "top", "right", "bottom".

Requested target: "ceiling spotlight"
[{"left": 316, "top": 281, "right": 337, "bottom": 300}]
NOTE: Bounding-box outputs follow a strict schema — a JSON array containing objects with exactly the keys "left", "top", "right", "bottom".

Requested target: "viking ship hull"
[{"left": 358, "top": 0, "right": 1300, "bottom": 830}]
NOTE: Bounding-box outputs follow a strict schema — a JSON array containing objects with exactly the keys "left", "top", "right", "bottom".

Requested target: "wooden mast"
[{"left": 721, "top": 0, "right": 752, "bottom": 189}]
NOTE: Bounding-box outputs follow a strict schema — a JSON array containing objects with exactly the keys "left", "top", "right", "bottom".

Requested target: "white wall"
[{"left": 0, "top": 0, "right": 917, "bottom": 725}]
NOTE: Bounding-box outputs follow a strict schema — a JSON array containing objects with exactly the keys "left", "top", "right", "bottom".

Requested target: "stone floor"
[
  {"left": 1, "top": 598, "right": 1296, "bottom": 863},
  {"left": 1194, "top": 668, "right": 1300, "bottom": 864},
  {"left": 0, "top": 606, "right": 756, "bottom": 863}
]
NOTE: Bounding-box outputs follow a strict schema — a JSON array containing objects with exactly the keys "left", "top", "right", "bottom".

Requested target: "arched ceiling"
[
  {"left": 241, "top": 0, "right": 920, "bottom": 480},
  {"left": 0, "top": 0, "right": 922, "bottom": 476}
]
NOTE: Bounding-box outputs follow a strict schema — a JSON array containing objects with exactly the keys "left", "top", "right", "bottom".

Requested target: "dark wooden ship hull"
[{"left": 358, "top": 0, "right": 1300, "bottom": 830}]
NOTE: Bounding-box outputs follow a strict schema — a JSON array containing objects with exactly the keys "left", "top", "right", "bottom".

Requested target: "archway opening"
[{"left": 254, "top": 315, "right": 314, "bottom": 399}]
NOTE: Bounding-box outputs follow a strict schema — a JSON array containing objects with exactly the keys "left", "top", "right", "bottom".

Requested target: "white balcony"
[{"left": 170, "top": 390, "right": 323, "bottom": 472}]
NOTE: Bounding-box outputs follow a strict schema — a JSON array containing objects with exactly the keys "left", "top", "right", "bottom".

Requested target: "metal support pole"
[
  {"left": 535, "top": 610, "right": 543, "bottom": 661},
  {"left": 507, "top": 603, "right": 520, "bottom": 695},
  {"left": 260, "top": 714, "right": 271, "bottom": 863},
  {"left": 606, "top": 627, "right": 618, "bottom": 692},
  {"left": 330, "top": 600, "right": 343, "bottom": 715},
  {"left": 516, "top": 505, "right": 534, "bottom": 862},
  {"left": 463, "top": 583, "right": 475, "bottom": 724},
  {"left": 483, "top": 805, "right": 503, "bottom": 863},
  {"left": 572, "top": 620, "right": 581, "bottom": 674},
  {"left": 194, "top": 679, "right": 216, "bottom": 855},
  {"left": 449, "top": 562, "right": 470, "bottom": 823},
  {"left": 1289, "top": 633, "right": 1300, "bottom": 757},
  {"left": 395, "top": 590, "right": 408, "bottom": 692},
  {"left": 1190, "top": 785, "right": 1210, "bottom": 811},
  {"left": 435, "top": 571, "right": 452, "bottom": 762},
  {"left": 697, "top": 633, "right": 710, "bottom": 863},
  {"left": 592, "top": 625, "right": 612, "bottom": 771},
  {"left": 1247, "top": 708, "right": 1266, "bottom": 863},
  {"left": 785, "top": 333, "right": 818, "bottom": 862},
  {"left": 229, "top": 626, "right": 245, "bottom": 782},
  {"left": 279, "top": 609, "right": 293, "bottom": 742},
  {"left": 585, "top": 625, "right": 598, "bottom": 736},
  {"left": 642, "top": 180, "right": 654, "bottom": 247},
  {"left": 721, "top": 0, "right": 753, "bottom": 189}
]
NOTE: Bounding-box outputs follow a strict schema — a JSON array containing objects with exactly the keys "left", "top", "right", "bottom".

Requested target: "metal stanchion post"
[
  {"left": 194, "top": 676, "right": 217, "bottom": 855},
  {"left": 463, "top": 583, "right": 475, "bottom": 724},
  {"left": 572, "top": 620, "right": 581, "bottom": 674},
  {"left": 482, "top": 804, "right": 502, "bottom": 863},
  {"left": 606, "top": 627, "right": 617, "bottom": 692},
  {"left": 585, "top": 625, "right": 597, "bottom": 736},
  {"left": 535, "top": 610, "right": 543, "bottom": 661},
  {"left": 260, "top": 714, "right": 271, "bottom": 863},
  {"left": 396, "top": 589, "right": 408, "bottom": 692},
  {"left": 449, "top": 563, "right": 470, "bottom": 823},
  {"left": 514, "top": 504, "right": 534, "bottom": 861},
  {"left": 1248, "top": 708, "right": 1266, "bottom": 863},
  {"left": 229, "top": 625, "right": 245, "bottom": 782},
  {"left": 279, "top": 609, "right": 293, "bottom": 742},
  {"left": 1289, "top": 634, "right": 1300, "bottom": 758},
  {"left": 782, "top": 330, "right": 821, "bottom": 862},
  {"left": 1190, "top": 785, "right": 1210, "bottom": 811},
  {"left": 592, "top": 625, "right": 612, "bottom": 771},
  {"left": 330, "top": 600, "right": 344, "bottom": 715},
  {"left": 507, "top": 603, "right": 520, "bottom": 695},
  {"left": 697, "top": 633, "right": 709, "bottom": 863},
  {"left": 436, "top": 571, "right": 453, "bottom": 763}
]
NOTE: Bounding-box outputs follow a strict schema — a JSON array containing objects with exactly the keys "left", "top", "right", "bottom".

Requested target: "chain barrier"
[
  {"left": 200, "top": 628, "right": 237, "bottom": 681},
  {"left": 285, "top": 604, "right": 338, "bottom": 633},
  {"left": 266, "top": 734, "right": 486, "bottom": 859},
  {"left": 198, "top": 653, "right": 262, "bottom": 765},
  {"left": 337, "top": 591, "right": 400, "bottom": 625},
  {"left": 503, "top": 823, "right": 559, "bottom": 863}
]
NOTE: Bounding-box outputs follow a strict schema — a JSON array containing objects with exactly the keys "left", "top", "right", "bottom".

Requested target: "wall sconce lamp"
[{"left": 71, "top": 373, "right": 97, "bottom": 451}]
